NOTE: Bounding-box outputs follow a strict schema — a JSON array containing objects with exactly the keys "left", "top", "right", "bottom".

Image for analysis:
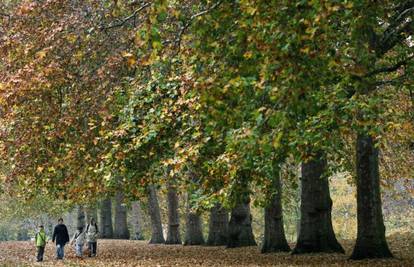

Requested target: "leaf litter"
[{"left": 0, "top": 233, "right": 412, "bottom": 266}]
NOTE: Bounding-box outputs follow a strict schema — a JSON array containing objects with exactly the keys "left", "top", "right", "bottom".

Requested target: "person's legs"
[
  {"left": 88, "top": 242, "right": 92, "bottom": 257},
  {"left": 76, "top": 244, "right": 83, "bottom": 257},
  {"left": 56, "top": 245, "right": 61, "bottom": 259},
  {"left": 36, "top": 246, "right": 44, "bottom": 262},
  {"left": 61, "top": 244, "right": 65, "bottom": 259},
  {"left": 56, "top": 244, "right": 65, "bottom": 259},
  {"left": 92, "top": 242, "right": 97, "bottom": 256}
]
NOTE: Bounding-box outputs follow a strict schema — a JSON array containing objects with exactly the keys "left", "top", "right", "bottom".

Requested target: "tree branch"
[
  {"left": 99, "top": 2, "right": 151, "bottom": 30},
  {"left": 174, "top": 1, "right": 223, "bottom": 49},
  {"left": 377, "top": 2, "right": 414, "bottom": 56},
  {"left": 366, "top": 55, "right": 414, "bottom": 77}
]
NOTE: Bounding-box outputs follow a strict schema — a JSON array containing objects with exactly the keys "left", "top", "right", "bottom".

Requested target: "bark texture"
[
  {"left": 227, "top": 199, "right": 256, "bottom": 248},
  {"left": 350, "top": 134, "right": 393, "bottom": 259},
  {"left": 147, "top": 185, "right": 165, "bottom": 244},
  {"left": 131, "top": 201, "right": 145, "bottom": 240},
  {"left": 99, "top": 198, "right": 113, "bottom": 238},
  {"left": 76, "top": 205, "right": 86, "bottom": 229},
  {"left": 165, "top": 184, "right": 181, "bottom": 244},
  {"left": 206, "top": 203, "right": 229, "bottom": 246},
  {"left": 292, "top": 154, "right": 344, "bottom": 254},
  {"left": 261, "top": 173, "right": 290, "bottom": 253},
  {"left": 114, "top": 192, "right": 130, "bottom": 239},
  {"left": 184, "top": 193, "right": 204, "bottom": 245}
]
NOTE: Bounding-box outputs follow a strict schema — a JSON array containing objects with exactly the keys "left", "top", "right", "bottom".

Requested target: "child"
[
  {"left": 70, "top": 226, "right": 86, "bottom": 258},
  {"left": 34, "top": 225, "right": 47, "bottom": 262}
]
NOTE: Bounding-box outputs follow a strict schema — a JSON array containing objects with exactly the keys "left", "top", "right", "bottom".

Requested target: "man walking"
[{"left": 52, "top": 218, "right": 69, "bottom": 260}]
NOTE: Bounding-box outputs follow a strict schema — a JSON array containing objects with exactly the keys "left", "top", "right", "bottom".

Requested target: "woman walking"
[{"left": 85, "top": 218, "right": 99, "bottom": 257}]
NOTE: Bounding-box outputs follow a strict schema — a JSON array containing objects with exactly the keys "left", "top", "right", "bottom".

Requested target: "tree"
[
  {"left": 165, "top": 183, "right": 181, "bottom": 245},
  {"left": 76, "top": 205, "right": 85, "bottom": 230},
  {"left": 206, "top": 203, "right": 229, "bottom": 246},
  {"left": 147, "top": 185, "right": 165, "bottom": 244},
  {"left": 184, "top": 191, "right": 205, "bottom": 245},
  {"left": 261, "top": 161, "right": 290, "bottom": 253},
  {"left": 114, "top": 192, "right": 130, "bottom": 239},
  {"left": 131, "top": 201, "right": 145, "bottom": 240},
  {"left": 293, "top": 153, "right": 344, "bottom": 254},
  {"left": 99, "top": 198, "right": 113, "bottom": 239}
]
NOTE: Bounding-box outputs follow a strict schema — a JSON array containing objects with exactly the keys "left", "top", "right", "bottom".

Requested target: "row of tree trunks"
[{"left": 93, "top": 139, "right": 391, "bottom": 261}]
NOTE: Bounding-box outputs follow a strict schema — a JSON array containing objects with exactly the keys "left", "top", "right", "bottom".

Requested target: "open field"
[{"left": 0, "top": 234, "right": 413, "bottom": 266}]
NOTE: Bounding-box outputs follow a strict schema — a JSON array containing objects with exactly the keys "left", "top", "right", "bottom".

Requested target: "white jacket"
[
  {"left": 85, "top": 224, "right": 99, "bottom": 242},
  {"left": 71, "top": 230, "right": 85, "bottom": 246}
]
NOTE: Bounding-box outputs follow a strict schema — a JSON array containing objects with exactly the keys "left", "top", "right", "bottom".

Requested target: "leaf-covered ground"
[{"left": 0, "top": 234, "right": 413, "bottom": 266}]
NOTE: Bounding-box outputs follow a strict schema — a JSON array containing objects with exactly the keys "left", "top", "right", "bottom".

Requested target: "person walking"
[
  {"left": 52, "top": 218, "right": 69, "bottom": 260},
  {"left": 85, "top": 218, "right": 99, "bottom": 257},
  {"left": 34, "top": 225, "right": 47, "bottom": 262},
  {"left": 71, "top": 226, "right": 86, "bottom": 258}
]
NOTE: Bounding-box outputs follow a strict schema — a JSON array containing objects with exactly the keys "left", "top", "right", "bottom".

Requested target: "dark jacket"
[{"left": 52, "top": 224, "right": 69, "bottom": 246}]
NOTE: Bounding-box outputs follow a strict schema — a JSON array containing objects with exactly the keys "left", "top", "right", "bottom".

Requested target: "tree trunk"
[
  {"left": 227, "top": 199, "right": 257, "bottom": 248},
  {"left": 113, "top": 192, "right": 130, "bottom": 239},
  {"left": 184, "top": 193, "right": 204, "bottom": 245},
  {"left": 131, "top": 201, "right": 145, "bottom": 240},
  {"left": 99, "top": 198, "right": 113, "bottom": 238},
  {"left": 350, "top": 134, "right": 392, "bottom": 259},
  {"left": 206, "top": 203, "right": 229, "bottom": 246},
  {"left": 85, "top": 206, "right": 98, "bottom": 224},
  {"left": 76, "top": 205, "right": 86, "bottom": 230},
  {"left": 292, "top": 153, "right": 344, "bottom": 254},
  {"left": 165, "top": 183, "right": 181, "bottom": 244},
  {"left": 147, "top": 185, "right": 165, "bottom": 244},
  {"left": 261, "top": 171, "right": 290, "bottom": 253}
]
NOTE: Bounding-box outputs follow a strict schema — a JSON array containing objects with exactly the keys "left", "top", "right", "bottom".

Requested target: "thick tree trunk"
[
  {"left": 76, "top": 205, "right": 86, "bottom": 229},
  {"left": 113, "top": 192, "right": 130, "bottom": 239},
  {"left": 147, "top": 185, "right": 165, "bottom": 244},
  {"left": 292, "top": 153, "right": 344, "bottom": 254},
  {"left": 184, "top": 193, "right": 204, "bottom": 245},
  {"left": 206, "top": 203, "right": 229, "bottom": 246},
  {"left": 99, "top": 198, "right": 113, "bottom": 238},
  {"left": 350, "top": 134, "right": 392, "bottom": 259},
  {"left": 165, "top": 184, "right": 181, "bottom": 244},
  {"left": 227, "top": 199, "right": 256, "bottom": 248},
  {"left": 261, "top": 172, "right": 290, "bottom": 253},
  {"left": 131, "top": 201, "right": 145, "bottom": 240}
]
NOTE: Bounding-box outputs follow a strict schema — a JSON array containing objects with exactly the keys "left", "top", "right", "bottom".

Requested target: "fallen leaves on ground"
[{"left": 0, "top": 233, "right": 413, "bottom": 266}]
